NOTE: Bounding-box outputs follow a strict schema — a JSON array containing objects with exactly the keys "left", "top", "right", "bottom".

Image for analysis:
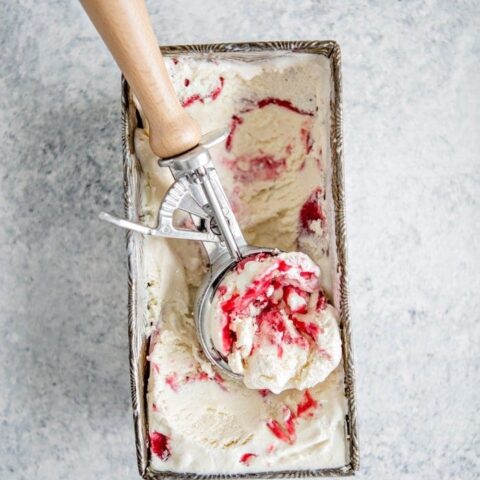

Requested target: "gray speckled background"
[{"left": 0, "top": 0, "right": 479, "bottom": 479}]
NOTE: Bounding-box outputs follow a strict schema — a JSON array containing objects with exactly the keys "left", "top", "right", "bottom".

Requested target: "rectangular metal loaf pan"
[{"left": 121, "top": 40, "right": 359, "bottom": 479}]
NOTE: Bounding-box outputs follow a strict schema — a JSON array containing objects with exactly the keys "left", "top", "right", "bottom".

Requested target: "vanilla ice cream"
[
  {"left": 136, "top": 52, "right": 348, "bottom": 474},
  {"left": 210, "top": 251, "right": 341, "bottom": 393}
]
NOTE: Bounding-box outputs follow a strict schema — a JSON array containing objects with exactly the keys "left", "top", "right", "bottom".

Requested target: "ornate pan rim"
[{"left": 121, "top": 40, "right": 359, "bottom": 479}]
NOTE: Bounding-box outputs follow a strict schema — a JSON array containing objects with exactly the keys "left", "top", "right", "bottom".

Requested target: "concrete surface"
[{"left": 0, "top": 0, "right": 478, "bottom": 479}]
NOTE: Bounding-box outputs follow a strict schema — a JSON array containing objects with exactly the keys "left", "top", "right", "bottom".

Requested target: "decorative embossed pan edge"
[{"left": 121, "top": 40, "right": 359, "bottom": 479}]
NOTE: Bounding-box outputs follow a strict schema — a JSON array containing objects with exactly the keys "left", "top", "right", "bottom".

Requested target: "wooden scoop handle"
[{"left": 80, "top": 0, "right": 201, "bottom": 158}]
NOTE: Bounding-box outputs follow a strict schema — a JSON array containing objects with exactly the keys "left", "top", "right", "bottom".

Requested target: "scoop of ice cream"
[{"left": 210, "top": 251, "right": 341, "bottom": 393}]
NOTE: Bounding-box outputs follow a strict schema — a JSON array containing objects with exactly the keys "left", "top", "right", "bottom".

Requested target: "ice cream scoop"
[
  {"left": 81, "top": 0, "right": 339, "bottom": 387},
  {"left": 100, "top": 126, "right": 275, "bottom": 380},
  {"left": 80, "top": 0, "right": 272, "bottom": 380}
]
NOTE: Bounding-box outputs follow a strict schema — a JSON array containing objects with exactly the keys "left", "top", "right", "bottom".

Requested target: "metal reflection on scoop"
[{"left": 100, "top": 128, "right": 272, "bottom": 379}]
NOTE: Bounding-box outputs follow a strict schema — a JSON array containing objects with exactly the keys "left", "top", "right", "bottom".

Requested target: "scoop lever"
[{"left": 99, "top": 129, "right": 248, "bottom": 261}]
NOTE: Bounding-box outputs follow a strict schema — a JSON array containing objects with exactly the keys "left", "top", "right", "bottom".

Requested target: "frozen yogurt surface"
[
  {"left": 136, "top": 52, "right": 349, "bottom": 474},
  {"left": 211, "top": 251, "right": 341, "bottom": 393}
]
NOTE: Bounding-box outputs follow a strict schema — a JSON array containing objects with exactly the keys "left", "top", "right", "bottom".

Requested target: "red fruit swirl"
[
  {"left": 165, "top": 373, "right": 179, "bottom": 392},
  {"left": 291, "top": 317, "right": 322, "bottom": 341},
  {"left": 266, "top": 407, "right": 297, "bottom": 444},
  {"left": 300, "top": 126, "right": 313, "bottom": 154},
  {"left": 181, "top": 76, "right": 225, "bottom": 108},
  {"left": 299, "top": 187, "right": 326, "bottom": 233},
  {"left": 239, "top": 453, "right": 257, "bottom": 465},
  {"left": 265, "top": 394, "right": 318, "bottom": 445},
  {"left": 255, "top": 97, "right": 314, "bottom": 116},
  {"left": 150, "top": 432, "right": 171, "bottom": 461},
  {"left": 296, "top": 389, "right": 318, "bottom": 417}
]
